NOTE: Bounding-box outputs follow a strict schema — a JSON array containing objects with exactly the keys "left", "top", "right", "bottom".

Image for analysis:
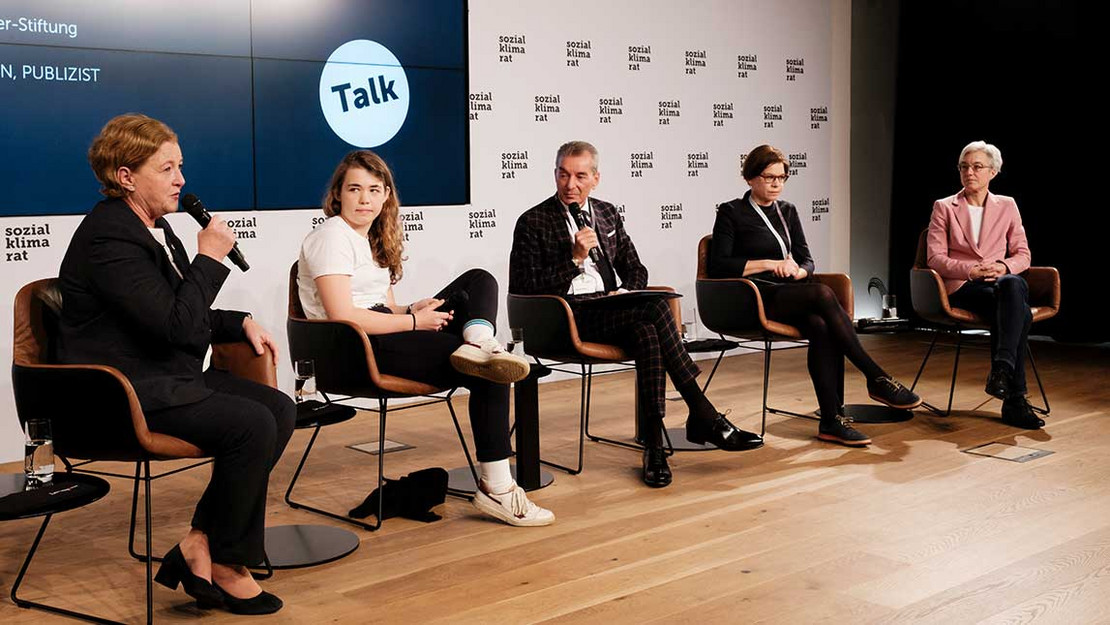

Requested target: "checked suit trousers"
[{"left": 570, "top": 296, "right": 699, "bottom": 443}]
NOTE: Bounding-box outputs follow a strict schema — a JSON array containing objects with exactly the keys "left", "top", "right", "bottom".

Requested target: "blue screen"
[{"left": 0, "top": 0, "right": 468, "bottom": 215}]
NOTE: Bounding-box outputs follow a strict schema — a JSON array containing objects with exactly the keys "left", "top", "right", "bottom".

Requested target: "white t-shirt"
[
  {"left": 967, "top": 204, "right": 984, "bottom": 246},
  {"left": 297, "top": 216, "right": 391, "bottom": 319}
]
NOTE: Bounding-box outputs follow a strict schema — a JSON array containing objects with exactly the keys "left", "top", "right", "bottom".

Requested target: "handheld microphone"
[
  {"left": 181, "top": 193, "right": 250, "bottom": 272},
  {"left": 567, "top": 202, "right": 602, "bottom": 263}
]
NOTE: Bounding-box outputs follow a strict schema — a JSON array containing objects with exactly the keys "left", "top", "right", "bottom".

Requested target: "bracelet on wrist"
[{"left": 411, "top": 313, "right": 416, "bottom": 331}]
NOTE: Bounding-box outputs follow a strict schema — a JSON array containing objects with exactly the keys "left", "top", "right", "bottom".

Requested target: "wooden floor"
[{"left": 2, "top": 332, "right": 1109, "bottom": 624}]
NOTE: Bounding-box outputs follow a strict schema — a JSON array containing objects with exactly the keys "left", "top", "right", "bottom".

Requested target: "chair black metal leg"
[
  {"left": 127, "top": 461, "right": 143, "bottom": 562},
  {"left": 911, "top": 330, "right": 941, "bottom": 392},
  {"left": 943, "top": 331, "right": 964, "bottom": 417},
  {"left": 761, "top": 341, "right": 771, "bottom": 433},
  {"left": 541, "top": 364, "right": 589, "bottom": 475},
  {"left": 143, "top": 460, "right": 153, "bottom": 625},
  {"left": 699, "top": 348, "right": 729, "bottom": 394},
  {"left": 764, "top": 339, "right": 819, "bottom": 425},
  {"left": 126, "top": 461, "right": 168, "bottom": 567},
  {"left": 586, "top": 364, "right": 657, "bottom": 453},
  {"left": 370, "top": 400, "right": 386, "bottom": 532},
  {"left": 11, "top": 513, "right": 127, "bottom": 625},
  {"left": 1027, "top": 345, "right": 1051, "bottom": 415},
  {"left": 250, "top": 552, "right": 274, "bottom": 580},
  {"left": 284, "top": 423, "right": 378, "bottom": 531},
  {"left": 913, "top": 329, "right": 957, "bottom": 417},
  {"left": 580, "top": 364, "right": 592, "bottom": 465}
]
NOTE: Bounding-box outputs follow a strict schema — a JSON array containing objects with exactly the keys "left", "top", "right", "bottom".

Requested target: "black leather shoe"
[
  {"left": 153, "top": 545, "right": 223, "bottom": 609},
  {"left": 642, "top": 446, "right": 672, "bottom": 488},
  {"left": 213, "top": 582, "right": 284, "bottom": 615},
  {"left": 685, "top": 412, "right": 763, "bottom": 451},
  {"left": 1001, "top": 396, "right": 1044, "bottom": 430},
  {"left": 985, "top": 362, "right": 1014, "bottom": 400}
]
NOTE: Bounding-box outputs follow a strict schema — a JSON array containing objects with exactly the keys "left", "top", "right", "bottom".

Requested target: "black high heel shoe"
[
  {"left": 153, "top": 545, "right": 223, "bottom": 609},
  {"left": 213, "top": 581, "right": 284, "bottom": 615}
]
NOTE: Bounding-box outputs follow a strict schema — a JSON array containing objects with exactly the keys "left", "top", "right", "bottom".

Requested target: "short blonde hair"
[{"left": 88, "top": 113, "right": 178, "bottom": 197}]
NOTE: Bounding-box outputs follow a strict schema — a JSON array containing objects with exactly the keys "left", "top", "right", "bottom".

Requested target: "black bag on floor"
[{"left": 348, "top": 467, "right": 448, "bottom": 523}]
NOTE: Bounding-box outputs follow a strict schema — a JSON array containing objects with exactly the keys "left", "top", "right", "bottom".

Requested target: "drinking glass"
[
  {"left": 294, "top": 359, "right": 318, "bottom": 403},
  {"left": 24, "top": 418, "right": 54, "bottom": 485},
  {"left": 508, "top": 327, "right": 525, "bottom": 357}
]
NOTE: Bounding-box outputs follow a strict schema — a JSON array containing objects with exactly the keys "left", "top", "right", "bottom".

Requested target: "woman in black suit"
[
  {"left": 58, "top": 114, "right": 293, "bottom": 615},
  {"left": 707, "top": 144, "right": 921, "bottom": 446}
]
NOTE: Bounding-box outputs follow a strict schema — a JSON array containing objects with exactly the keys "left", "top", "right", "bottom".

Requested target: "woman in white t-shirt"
[{"left": 298, "top": 150, "right": 553, "bottom": 527}]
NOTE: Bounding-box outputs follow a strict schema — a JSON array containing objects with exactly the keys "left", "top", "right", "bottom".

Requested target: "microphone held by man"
[{"left": 567, "top": 201, "right": 602, "bottom": 264}]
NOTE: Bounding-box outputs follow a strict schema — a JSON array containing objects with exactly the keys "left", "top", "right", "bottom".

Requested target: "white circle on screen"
[{"left": 319, "top": 39, "right": 410, "bottom": 148}]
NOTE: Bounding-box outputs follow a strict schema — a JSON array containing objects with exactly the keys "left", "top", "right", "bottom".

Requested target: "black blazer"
[
  {"left": 509, "top": 194, "right": 648, "bottom": 297},
  {"left": 708, "top": 191, "right": 815, "bottom": 282},
  {"left": 58, "top": 198, "right": 248, "bottom": 411}
]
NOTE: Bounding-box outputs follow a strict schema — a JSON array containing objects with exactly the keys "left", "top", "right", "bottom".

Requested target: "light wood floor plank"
[{"left": 1, "top": 333, "right": 1106, "bottom": 624}]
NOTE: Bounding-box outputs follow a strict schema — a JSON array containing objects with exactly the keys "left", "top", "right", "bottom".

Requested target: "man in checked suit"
[{"left": 509, "top": 141, "right": 762, "bottom": 488}]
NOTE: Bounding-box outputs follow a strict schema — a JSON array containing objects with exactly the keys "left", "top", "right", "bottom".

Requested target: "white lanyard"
[{"left": 746, "top": 197, "right": 791, "bottom": 260}]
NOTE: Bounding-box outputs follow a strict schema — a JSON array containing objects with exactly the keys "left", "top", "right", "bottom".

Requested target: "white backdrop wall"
[{"left": 0, "top": 0, "right": 848, "bottom": 462}]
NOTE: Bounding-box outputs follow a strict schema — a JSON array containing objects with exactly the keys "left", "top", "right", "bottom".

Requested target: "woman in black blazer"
[
  {"left": 708, "top": 145, "right": 921, "bottom": 446},
  {"left": 59, "top": 114, "right": 293, "bottom": 615}
]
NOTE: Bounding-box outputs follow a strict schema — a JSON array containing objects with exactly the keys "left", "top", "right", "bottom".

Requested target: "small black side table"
[
  {"left": 2, "top": 472, "right": 114, "bottom": 624},
  {"left": 267, "top": 401, "right": 361, "bottom": 568}
]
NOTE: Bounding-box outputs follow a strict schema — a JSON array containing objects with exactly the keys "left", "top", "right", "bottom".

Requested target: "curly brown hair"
[{"left": 322, "top": 150, "right": 405, "bottom": 283}]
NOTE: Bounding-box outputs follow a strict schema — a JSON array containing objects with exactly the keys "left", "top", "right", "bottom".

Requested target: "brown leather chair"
[
  {"left": 11, "top": 278, "right": 277, "bottom": 624},
  {"left": 285, "top": 263, "right": 478, "bottom": 528},
  {"left": 909, "top": 229, "right": 1060, "bottom": 415},
  {"left": 695, "top": 235, "right": 854, "bottom": 432},
  {"left": 506, "top": 287, "right": 683, "bottom": 474}
]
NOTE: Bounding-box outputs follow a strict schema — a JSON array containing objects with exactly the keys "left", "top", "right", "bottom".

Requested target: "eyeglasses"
[
  {"left": 957, "top": 163, "right": 992, "bottom": 173},
  {"left": 759, "top": 174, "right": 789, "bottom": 184}
]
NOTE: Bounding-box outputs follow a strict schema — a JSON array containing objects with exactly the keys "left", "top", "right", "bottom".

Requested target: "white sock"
[
  {"left": 479, "top": 459, "right": 514, "bottom": 494},
  {"left": 462, "top": 319, "right": 495, "bottom": 344}
]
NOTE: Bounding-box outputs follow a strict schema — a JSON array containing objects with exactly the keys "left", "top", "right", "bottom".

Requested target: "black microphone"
[
  {"left": 181, "top": 193, "right": 250, "bottom": 272},
  {"left": 567, "top": 202, "right": 601, "bottom": 263}
]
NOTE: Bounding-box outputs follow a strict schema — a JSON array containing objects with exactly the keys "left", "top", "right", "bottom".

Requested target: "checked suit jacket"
[
  {"left": 509, "top": 194, "right": 648, "bottom": 297},
  {"left": 509, "top": 194, "right": 698, "bottom": 425}
]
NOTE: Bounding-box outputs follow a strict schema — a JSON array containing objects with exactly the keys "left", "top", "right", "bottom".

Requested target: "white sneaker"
[
  {"left": 473, "top": 484, "right": 555, "bottom": 527},
  {"left": 450, "top": 338, "right": 530, "bottom": 384}
]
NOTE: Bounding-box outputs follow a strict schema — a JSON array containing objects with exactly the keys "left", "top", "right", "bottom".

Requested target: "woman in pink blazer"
[{"left": 926, "top": 140, "right": 1040, "bottom": 429}]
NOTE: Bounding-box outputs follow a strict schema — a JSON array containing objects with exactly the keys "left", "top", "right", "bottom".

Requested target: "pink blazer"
[{"left": 926, "top": 190, "right": 1031, "bottom": 294}]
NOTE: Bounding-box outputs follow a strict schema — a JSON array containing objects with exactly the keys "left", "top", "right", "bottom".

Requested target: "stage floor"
[{"left": 2, "top": 332, "right": 1108, "bottom": 624}]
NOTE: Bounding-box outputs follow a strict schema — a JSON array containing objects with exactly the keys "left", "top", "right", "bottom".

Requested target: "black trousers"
[
  {"left": 368, "top": 268, "right": 512, "bottom": 462},
  {"left": 144, "top": 368, "right": 295, "bottom": 566},
  {"left": 949, "top": 275, "right": 1032, "bottom": 394},
  {"left": 571, "top": 296, "right": 700, "bottom": 436},
  {"left": 760, "top": 281, "right": 885, "bottom": 418}
]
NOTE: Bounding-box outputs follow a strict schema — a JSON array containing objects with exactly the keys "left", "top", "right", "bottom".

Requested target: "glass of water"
[
  {"left": 508, "top": 327, "right": 525, "bottom": 357},
  {"left": 294, "top": 359, "right": 318, "bottom": 404},
  {"left": 882, "top": 294, "right": 898, "bottom": 319},
  {"left": 681, "top": 307, "right": 698, "bottom": 342},
  {"left": 24, "top": 418, "right": 54, "bottom": 486}
]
